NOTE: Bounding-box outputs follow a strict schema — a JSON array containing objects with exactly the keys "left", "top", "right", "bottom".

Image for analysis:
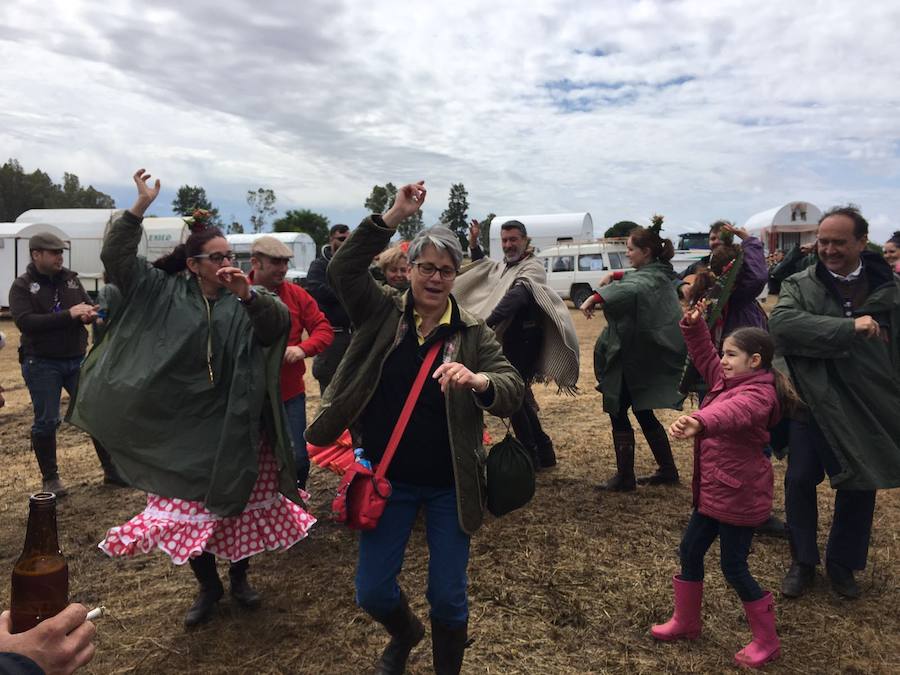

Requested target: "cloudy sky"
[{"left": 2, "top": 0, "right": 899, "bottom": 241}]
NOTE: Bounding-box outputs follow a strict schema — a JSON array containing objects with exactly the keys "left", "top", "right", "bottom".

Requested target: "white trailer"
[
  {"left": 488, "top": 213, "right": 593, "bottom": 261},
  {"left": 0, "top": 222, "right": 72, "bottom": 308},
  {"left": 745, "top": 202, "right": 822, "bottom": 253},
  {"left": 226, "top": 232, "right": 317, "bottom": 280},
  {"left": 15, "top": 209, "right": 189, "bottom": 294}
]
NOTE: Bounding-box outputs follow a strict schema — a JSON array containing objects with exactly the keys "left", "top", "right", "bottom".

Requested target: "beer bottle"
[{"left": 10, "top": 492, "right": 69, "bottom": 633}]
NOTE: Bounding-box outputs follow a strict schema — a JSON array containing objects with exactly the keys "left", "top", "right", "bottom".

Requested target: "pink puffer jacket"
[{"left": 681, "top": 319, "right": 781, "bottom": 527}]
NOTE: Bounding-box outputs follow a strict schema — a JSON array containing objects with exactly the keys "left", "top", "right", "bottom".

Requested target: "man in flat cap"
[
  {"left": 249, "top": 236, "right": 333, "bottom": 489},
  {"left": 8, "top": 232, "right": 110, "bottom": 495}
]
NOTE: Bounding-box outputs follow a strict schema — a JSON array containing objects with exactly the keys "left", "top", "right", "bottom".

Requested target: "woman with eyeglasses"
[
  {"left": 69, "top": 169, "right": 315, "bottom": 628},
  {"left": 306, "top": 181, "right": 523, "bottom": 675}
]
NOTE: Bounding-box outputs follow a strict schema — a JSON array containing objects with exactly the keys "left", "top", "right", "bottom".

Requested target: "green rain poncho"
[
  {"left": 594, "top": 260, "right": 686, "bottom": 414},
  {"left": 69, "top": 211, "right": 295, "bottom": 516}
]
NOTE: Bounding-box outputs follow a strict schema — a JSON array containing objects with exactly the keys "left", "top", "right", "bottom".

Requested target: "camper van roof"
[
  {"left": 491, "top": 213, "right": 593, "bottom": 238},
  {"left": 744, "top": 202, "right": 822, "bottom": 232},
  {"left": 16, "top": 208, "right": 120, "bottom": 223},
  {"left": 0, "top": 221, "right": 71, "bottom": 239},
  {"left": 226, "top": 232, "right": 315, "bottom": 244}
]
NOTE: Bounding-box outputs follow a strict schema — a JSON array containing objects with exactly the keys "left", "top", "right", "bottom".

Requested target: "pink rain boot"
[
  {"left": 734, "top": 592, "right": 781, "bottom": 668},
  {"left": 651, "top": 575, "right": 703, "bottom": 641}
]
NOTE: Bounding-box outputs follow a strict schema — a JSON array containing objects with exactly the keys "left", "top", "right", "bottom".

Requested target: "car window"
[
  {"left": 578, "top": 253, "right": 606, "bottom": 271},
  {"left": 552, "top": 255, "right": 574, "bottom": 272},
  {"left": 608, "top": 252, "right": 624, "bottom": 269}
]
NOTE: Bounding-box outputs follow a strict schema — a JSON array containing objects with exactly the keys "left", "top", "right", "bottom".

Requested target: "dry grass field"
[{"left": 1, "top": 303, "right": 899, "bottom": 674}]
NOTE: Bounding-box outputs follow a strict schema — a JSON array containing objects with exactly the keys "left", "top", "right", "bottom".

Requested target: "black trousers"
[
  {"left": 608, "top": 381, "right": 665, "bottom": 437},
  {"left": 505, "top": 331, "right": 550, "bottom": 453},
  {"left": 785, "top": 419, "right": 876, "bottom": 570},
  {"left": 680, "top": 510, "right": 763, "bottom": 602},
  {"left": 312, "top": 330, "right": 352, "bottom": 395},
  {"left": 510, "top": 384, "right": 551, "bottom": 452}
]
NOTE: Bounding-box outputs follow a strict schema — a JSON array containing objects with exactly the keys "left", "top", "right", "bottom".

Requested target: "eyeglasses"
[
  {"left": 193, "top": 251, "right": 234, "bottom": 264},
  {"left": 412, "top": 261, "right": 457, "bottom": 280}
]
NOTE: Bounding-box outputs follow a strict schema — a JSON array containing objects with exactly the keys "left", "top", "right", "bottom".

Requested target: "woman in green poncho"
[
  {"left": 580, "top": 226, "right": 686, "bottom": 492},
  {"left": 71, "top": 170, "right": 315, "bottom": 628}
]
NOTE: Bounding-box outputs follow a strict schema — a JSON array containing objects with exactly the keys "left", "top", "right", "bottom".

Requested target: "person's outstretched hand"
[
  {"left": 383, "top": 181, "right": 426, "bottom": 228},
  {"left": 670, "top": 415, "right": 703, "bottom": 439},
  {"left": 130, "top": 168, "right": 160, "bottom": 218}
]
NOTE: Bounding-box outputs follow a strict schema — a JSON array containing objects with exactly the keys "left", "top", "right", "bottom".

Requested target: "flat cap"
[
  {"left": 251, "top": 236, "right": 293, "bottom": 259},
  {"left": 29, "top": 232, "right": 69, "bottom": 251}
]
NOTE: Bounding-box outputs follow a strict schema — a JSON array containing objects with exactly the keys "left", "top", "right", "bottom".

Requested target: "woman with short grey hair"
[
  {"left": 307, "top": 183, "right": 523, "bottom": 674},
  {"left": 407, "top": 225, "right": 464, "bottom": 270}
]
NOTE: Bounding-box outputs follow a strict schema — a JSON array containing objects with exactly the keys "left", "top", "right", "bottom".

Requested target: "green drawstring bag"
[{"left": 486, "top": 430, "right": 535, "bottom": 517}]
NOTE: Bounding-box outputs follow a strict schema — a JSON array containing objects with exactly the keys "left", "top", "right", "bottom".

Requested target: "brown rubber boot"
[{"left": 637, "top": 428, "right": 680, "bottom": 485}]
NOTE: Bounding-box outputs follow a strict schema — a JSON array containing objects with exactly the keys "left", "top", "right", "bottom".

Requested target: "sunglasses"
[{"left": 193, "top": 251, "right": 235, "bottom": 264}]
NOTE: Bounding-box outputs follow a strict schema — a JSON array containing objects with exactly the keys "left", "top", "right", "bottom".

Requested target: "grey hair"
[{"left": 407, "top": 225, "right": 463, "bottom": 269}]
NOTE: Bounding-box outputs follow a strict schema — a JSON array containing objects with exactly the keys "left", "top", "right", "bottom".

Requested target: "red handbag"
[{"left": 332, "top": 340, "right": 443, "bottom": 530}]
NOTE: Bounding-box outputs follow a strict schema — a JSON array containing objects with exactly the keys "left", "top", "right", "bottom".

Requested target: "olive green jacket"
[
  {"left": 594, "top": 261, "right": 686, "bottom": 413},
  {"left": 769, "top": 254, "right": 900, "bottom": 489},
  {"left": 69, "top": 211, "right": 295, "bottom": 516},
  {"left": 305, "top": 216, "right": 524, "bottom": 534}
]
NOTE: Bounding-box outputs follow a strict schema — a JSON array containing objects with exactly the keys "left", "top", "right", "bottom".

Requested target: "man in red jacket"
[{"left": 250, "top": 236, "right": 333, "bottom": 489}]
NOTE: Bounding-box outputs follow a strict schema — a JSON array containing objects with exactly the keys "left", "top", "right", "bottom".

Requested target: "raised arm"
[
  {"left": 328, "top": 181, "right": 426, "bottom": 326},
  {"left": 101, "top": 169, "right": 161, "bottom": 292},
  {"left": 679, "top": 301, "right": 723, "bottom": 387},
  {"left": 729, "top": 235, "right": 769, "bottom": 302}
]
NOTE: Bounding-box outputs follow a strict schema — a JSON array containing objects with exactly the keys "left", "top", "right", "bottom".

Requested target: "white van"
[{"left": 536, "top": 239, "right": 631, "bottom": 307}]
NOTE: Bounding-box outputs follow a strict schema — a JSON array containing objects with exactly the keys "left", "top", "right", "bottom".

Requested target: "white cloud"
[{"left": 1, "top": 0, "right": 898, "bottom": 241}]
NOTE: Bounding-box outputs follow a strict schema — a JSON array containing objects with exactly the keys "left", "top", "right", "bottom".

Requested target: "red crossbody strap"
[{"left": 375, "top": 340, "right": 444, "bottom": 480}]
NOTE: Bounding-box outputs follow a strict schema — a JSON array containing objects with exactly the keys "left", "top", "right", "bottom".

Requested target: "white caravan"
[
  {"left": 489, "top": 213, "right": 593, "bottom": 261},
  {"left": 745, "top": 201, "right": 822, "bottom": 253},
  {"left": 227, "top": 232, "right": 317, "bottom": 283},
  {"left": 15, "top": 209, "right": 188, "bottom": 295},
  {"left": 0, "top": 222, "right": 72, "bottom": 309}
]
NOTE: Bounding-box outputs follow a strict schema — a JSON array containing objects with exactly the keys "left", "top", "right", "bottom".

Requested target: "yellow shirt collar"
[{"left": 414, "top": 299, "right": 452, "bottom": 345}]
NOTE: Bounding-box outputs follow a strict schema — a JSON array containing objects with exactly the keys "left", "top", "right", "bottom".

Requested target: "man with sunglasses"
[
  {"left": 249, "top": 236, "right": 333, "bottom": 489},
  {"left": 8, "top": 232, "right": 112, "bottom": 495},
  {"left": 306, "top": 223, "right": 353, "bottom": 393}
]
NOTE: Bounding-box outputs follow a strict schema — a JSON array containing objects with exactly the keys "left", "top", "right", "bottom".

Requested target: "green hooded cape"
[
  {"left": 769, "top": 253, "right": 900, "bottom": 490},
  {"left": 593, "top": 260, "right": 686, "bottom": 414},
  {"left": 68, "top": 211, "right": 295, "bottom": 516}
]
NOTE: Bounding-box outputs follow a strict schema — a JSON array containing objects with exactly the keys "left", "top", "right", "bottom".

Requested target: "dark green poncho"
[{"left": 69, "top": 211, "right": 295, "bottom": 516}]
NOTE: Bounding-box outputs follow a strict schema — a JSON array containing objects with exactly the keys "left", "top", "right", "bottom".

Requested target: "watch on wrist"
[{"left": 238, "top": 289, "right": 258, "bottom": 305}]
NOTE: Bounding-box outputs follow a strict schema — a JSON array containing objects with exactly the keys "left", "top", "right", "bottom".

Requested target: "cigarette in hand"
[{"left": 86, "top": 606, "right": 106, "bottom": 621}]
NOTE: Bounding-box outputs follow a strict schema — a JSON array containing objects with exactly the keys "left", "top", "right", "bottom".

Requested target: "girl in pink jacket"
[{"left": 651, "top": 301, "right": 800, "bottom": 669}]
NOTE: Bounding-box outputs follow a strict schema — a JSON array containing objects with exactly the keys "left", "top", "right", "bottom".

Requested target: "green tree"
[
  {"left": 227, "top": 214, "right": 244, "bottom": 234},
  {"left": 247, "top": 188, "right": 277, "bottom": 233},
  {"left": 604, "top": 220, "right": 640, "bottom": 238},
  {"left": 440, "top": 183, "right": 469, "bottom": 249},
  {"left": 364, "top": 182, "right": 423, "bottom": 240},
  {"left": 171, "top": 185, "right": 221, "bottom": 226},
  {"left": 364, "top": 183, "right": 397, "bottom": 213},
  {"left": 274, "top": 209, "right": 330, "bottom": 252},
  {"left": 0, "top": 159, "right": 115, "bottom": 220},
  {"left": 478, "top": 213, "right": 495, "bottom": 254}
]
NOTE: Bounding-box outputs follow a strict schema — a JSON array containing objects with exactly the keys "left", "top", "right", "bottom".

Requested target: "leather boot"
[
  {"left": 431, "top": 618, "right": 468, "bottom": 675},
  {"left": 184, "top": 553, "right": 224, "bottom": 627},
  {"left": 92, "top": 437, "right": 128, "bottom": 487},
  {"left": 734, "top": 592, "right": 780, "bottom": 668},
  {"left": 599, "top": 431, "right": 636, "bottom": 492},
  {"left": 33, "top": 433, "right": 67, "bottom": 497},
  {"left": 371, "top": 592, "right": 425, "bottom": 675},
  {"left": 651, "top": 575, "right": 703, "bottom": 641},
  {"left": 229, "top": 558, "right": 262, "bottom": 608},
  {"left": 536, "top": 437, "right": 557, "bottom": 469},
  {"left": 637, "top": 428, "right": 679, "bottom": 485}
]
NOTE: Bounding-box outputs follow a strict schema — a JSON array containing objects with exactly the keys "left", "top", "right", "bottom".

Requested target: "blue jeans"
[
  {"left": 356, "top": 482, "right": 471, "bottom": 628},
  {"left": 680, "top": 510, "right": 763, "bottom": 602},
  {"left": 21, "top": 356, "right": 82, "bottom": 437},
  {"left": 283, "top": 393, "right": 309, "bottom": 488}
]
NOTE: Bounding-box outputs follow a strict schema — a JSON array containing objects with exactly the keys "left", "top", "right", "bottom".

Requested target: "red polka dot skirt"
[{"left": 99, "top": 445, "right": 316, "bottom": 565}]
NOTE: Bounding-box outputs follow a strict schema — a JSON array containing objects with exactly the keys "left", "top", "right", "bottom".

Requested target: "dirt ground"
[{"left": 1, "top": 304, "right": 899, "bottom": 674}]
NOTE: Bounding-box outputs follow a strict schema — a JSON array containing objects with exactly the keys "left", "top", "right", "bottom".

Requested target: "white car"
[{"left": 537, "top": 240, "right": 632, "bottom": 307}]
